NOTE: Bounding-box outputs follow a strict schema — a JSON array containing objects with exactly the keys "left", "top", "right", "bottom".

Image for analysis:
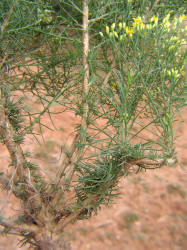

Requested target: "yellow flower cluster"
[
  {"left": 161, "top": 14, "right": 187, "bottom": 32},
  {"left": 164, "top": 69, "right": 180, "bottom": 79},
  {"left": 132, "top": 16, "right": 145, "bottom": 31},
  {"left": 125, "top": 27, "right": 134, "bottom": 37},
  {"left": 99, "top": 15, "right": 158, "bottom": 39},
  {"left": 161, "top": 13, "right": 171, "bottom": 30},
  {"left": 99, "top": 14, "right": 186, "bottom": 40}
]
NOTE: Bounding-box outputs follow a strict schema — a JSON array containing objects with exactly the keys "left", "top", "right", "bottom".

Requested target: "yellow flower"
[
  {"left": 99, "top": 32, "right": 104, "bottom": 37},
  {"left": 170, "top": 36, "right": 179, "bottom": 42},
  {"left": 153, "top": 16, "right": 158, "bottom": 22},
  {"left": 122, "top": 22, "right": 126, "bottom": 29},
  {"left": 111, "top": 23, "right": 116, "bottom": 31},
  {"left": 151, "top": 16, "right": 158, "bottom": 25},
  {"left": 180, "top": 39, "right": 186, "bottom": 45},
  {"left": 139, "top": 22, "right": 145, "bottom": 30},
  {"left": 146, "top": 24, "right": 152, "bottom": 30},
  {"left": 118, "top": 22, "right": 122, "bottom": 30},
  {"left": 111, "top": 82, "right": 118, "bottom": 90},
  {"left": 161, "top": 14, "right": 171, "bottom": 30},
  {"left": 162, "top": 20, "right": 170, "bottom": 30},
  {"left": 173, "top": 16, "right": 177, "bottom": 27},
  {"left": 125, "top": 27, "right": 134, "bottom": 36},
  {"left": 113, "top": 31, "right": 118, "bottom": 38},
  {"left": 105, "top": 26, "right": 110, "bottom": 34},
  {"left": 168, "top": 45, "right": 175, "bottom": 52},
  {"left": 132, "top": 16, "right": 145, "bottom": 30},
  {"left": 120, "top": 34, "right": 125, "bottom": 41},
  {"left": 167, "top": 69, "right": 180, "bottom": 79},
  {"left": 179, "top": 14, "right": 187, "bottom": 23},
  {"left": 163, "top": 13, "right": 170, "bottom": 22},
  {"left": 133, "top": 16, "right": 142, "bottom": 23}
]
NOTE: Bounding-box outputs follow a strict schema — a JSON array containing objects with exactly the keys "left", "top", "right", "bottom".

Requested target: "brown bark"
[
  {"left": 0, "top": 104, "right": 27, "bottom": 179},
  {"left": 35, "top": 233, "right": 71, "bottom": 250}
]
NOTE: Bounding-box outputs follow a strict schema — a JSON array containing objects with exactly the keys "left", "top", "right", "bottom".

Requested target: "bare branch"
[
  {"left": 65, "top": 0, "right": 90, "bottom": 182},
  {"left": 82, "top": 0, "right": 90, "bottom": 129},
  {"left": 0, "top": 216, "right": 36, "bottom": 235},
  {"left": 55, "top": 0, "right": 90, "bottom": 186}
]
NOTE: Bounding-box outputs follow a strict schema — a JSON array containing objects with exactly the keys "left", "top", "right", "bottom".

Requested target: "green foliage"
[
  {"left": 97, "top": 13, "right": 186, "bottom": 159},
  {"left": 75, "top": 144, "right": 144, "bottom": 207},
  {"left": 155, "top": 0, "right": 187, "bottom": 16}
]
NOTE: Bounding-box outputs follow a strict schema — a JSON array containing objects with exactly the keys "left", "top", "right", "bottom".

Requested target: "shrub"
[{"left": 0, "top": 0, "right": 186, "bottom": 249}]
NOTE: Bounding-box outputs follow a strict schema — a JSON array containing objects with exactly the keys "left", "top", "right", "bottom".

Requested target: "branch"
[
  {"left": 55, "top": 0, "right": 90, "bottom": 185},
  {"left": 125, "top": 158, "right": 165, "bottom": 173},
  {"left": 0, "top": 216, "right": 36, "bottom": 235},
  {"left": 88, "top": 13, "right": 110, "bottom": 24},
  {"left": 0, "top": 104, "right": 28, "bottom": 180},
  {"left": 66, "top": 0, "right": 90, "bottom": 181},
  {"left": 0, "top": 102, "right": 43, "bottom": 210},
  {"left": 55, "top": 157, "right": 165, "bottom": 231},
  {"left": 128, "top": 158, "right": 165, "bottom": 167},
  {"left": 82, "top": 0, "right": 90, "bottom": 128},
  {"left": 0, "top": 5, "right": 15, "bottom": 70},
  {"left": 0, "top": 169, "right": 17, "bottom": 215},
  {"left": 103, "top": 62, "right": 115, "bottom": 88}
]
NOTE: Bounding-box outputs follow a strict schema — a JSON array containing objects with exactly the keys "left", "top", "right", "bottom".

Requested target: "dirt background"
[{"left": 0, "top": 101, "right": 186, "bottom": 250}]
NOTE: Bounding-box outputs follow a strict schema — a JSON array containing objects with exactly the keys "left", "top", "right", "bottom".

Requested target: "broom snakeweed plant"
[{"left": 0, "top": 0, "right": 186, "bottom": 249}]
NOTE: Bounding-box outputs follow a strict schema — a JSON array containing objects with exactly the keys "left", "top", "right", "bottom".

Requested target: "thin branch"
[
  {"left": 0, "top": 217, "right": 36, "bottom": 235},
  {"left": 81, "top": 0, "right": 90, "bottom": 131},
  {"left": 67, "top": 0, "right": 90, "bottom": 181},
  {"left": 0, "top": 168, "right": 17, "bottom": 215},
  {"left": 0, "top": 5, "right": 15, "bottom": 70},
  {"left": 55, "top": 0, "right": 90, "bottom": 185},
  {"left": 129, "top": 158, "right": 165, "bottom": 166},
  {"left": 55, "top": 134, "right": 79, "bottom": 182},
  {"left": 88, "top": 13, "right": 110, "bottom": 24},
  {"left": 103, "top": 62, "right": 115, "bottom": 88}
]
